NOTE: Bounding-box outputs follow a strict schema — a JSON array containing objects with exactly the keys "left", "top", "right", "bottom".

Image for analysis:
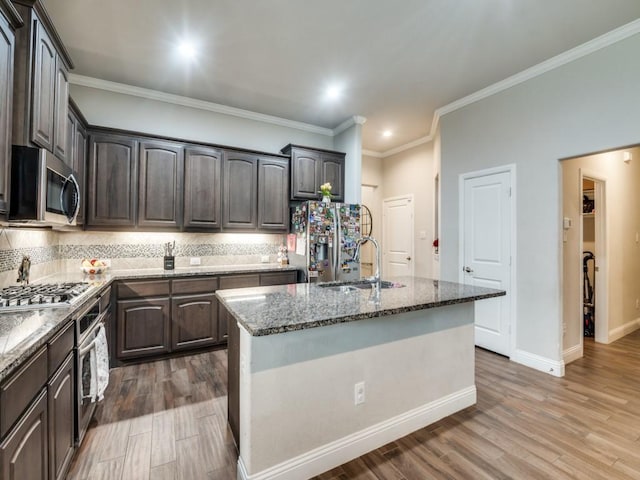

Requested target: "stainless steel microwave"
[{"left": 9, "top": 146, "right": 80, "bottom": 226}]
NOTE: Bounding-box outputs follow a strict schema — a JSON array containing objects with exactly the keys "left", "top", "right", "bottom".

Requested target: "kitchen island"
[{"left": 216, "top": 277, "right": 505, "bottom": 480}]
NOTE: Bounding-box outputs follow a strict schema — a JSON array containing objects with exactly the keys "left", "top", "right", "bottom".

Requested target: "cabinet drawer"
[
  {"left": 117, "top": 280, "right": 170, "bottom": 299},
  {"left": 0, "top": 346, "right": 47, "bottom": 438},
  {"left": 48, "top": 320, "right": 74, "bottom": 378},
  {"left": 260, "top": 271, "right": 298, "bottom": 286},
  {"left": 219, "top": 274, "right": 260, "bottom": 290},
  {"left": 172, "top": 277, "right": 218, "bottom": 295}
]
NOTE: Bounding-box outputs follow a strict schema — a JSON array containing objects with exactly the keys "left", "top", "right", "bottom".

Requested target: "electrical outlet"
[
  {"left": 190, "top": 257, "right": 201, "bottom": 266},
  {"left": 261, "top": 255, "right": 270, "bottom": 263},
  {"left": 354, "top": 381, "right": 365, "bottom": 405},
  {"left": 636, "top": 298, "right": 639, "bottom": 309}
]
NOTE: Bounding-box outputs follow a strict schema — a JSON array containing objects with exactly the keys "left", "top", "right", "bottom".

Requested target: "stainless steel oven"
[{"left": 75, "top": 288, "right": 110, "bottom": 444}]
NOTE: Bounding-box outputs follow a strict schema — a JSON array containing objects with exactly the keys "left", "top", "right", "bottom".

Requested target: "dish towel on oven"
[{"left": 89, "top": 324, "right": 110, "bottom": 402}]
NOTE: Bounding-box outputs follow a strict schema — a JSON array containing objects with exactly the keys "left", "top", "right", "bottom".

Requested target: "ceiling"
[{"left": 44, "top": 0, "right": 640, "bottom": 154}]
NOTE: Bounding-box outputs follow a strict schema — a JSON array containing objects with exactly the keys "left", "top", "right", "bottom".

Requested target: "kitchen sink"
[{"left": 317, "top": 280, "right": 405, "bottom": 291}]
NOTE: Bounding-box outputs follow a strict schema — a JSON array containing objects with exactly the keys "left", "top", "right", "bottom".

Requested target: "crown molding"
[
  {"left": 333, "top": 115, "right": 368, "bottom": 136},
  {"left": 69, "top": 74, "right": 334, "bottom": 136},
  {"left": 436, "top": 18, "right": 640, "bottom": 119},
  {"left": 367, "top": 18, "right": 640, "bottom": 159},
  {"left": 362, "top": 149, "right": 384, "bottom": 158}
]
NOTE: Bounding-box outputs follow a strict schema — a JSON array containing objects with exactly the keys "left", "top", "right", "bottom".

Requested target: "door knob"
[
  {"left": 406, "top": 256, "right": 411, "bottom": 261},
  {"left": 463, "top": 266, "right": 474, "bottom": 273}
]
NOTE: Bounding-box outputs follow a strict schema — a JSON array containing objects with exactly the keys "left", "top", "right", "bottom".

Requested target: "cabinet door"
[
  {"left": 48, "top": 354, "right": 75, "bottom": 480},
  {"left": 0, "top": 14, "right": 14, "bottom": 213},
  {"left": 74, "top": 123, "right": 88, "bottom": 225},
  {"left": 138, "top": 140, "right": 184, "bottom": 229},
  {"left": 65, "top": 110, "right": 76, "bottom": 169},
  {"left": 320, "top": 153, "right": 345, "bottom": 202},
  {"left": 172, "top": 293, "right": 218, "bottom": 351},
  {"left": 258, "top": 156, "right": 289, "bottom": 230},
  {"left": 31, "top": 20, "right": 56, "bottom": 152},
  {"left": 222, "top": 152, "right": 257, "bottom": 229},
  {"left": 226, "top": 303, "right": 239, "bottom": 445},
  {"left": 0, "top": 389, "right": 48, "bottom": 480},
  {"left": 52, "top": 57, "right": 69, "bottom": 163},
  {"left": 290, "top": 149, "right": 320, "bottom": 200},
  {"left": 184, "top": 147, "right": 222, "bottom": 229},
  {"left": 87, "top": 134, "right": 138, "bottom": 227},
  {"left": 117, "top": 298, "right": 171, "bottom": 359}
]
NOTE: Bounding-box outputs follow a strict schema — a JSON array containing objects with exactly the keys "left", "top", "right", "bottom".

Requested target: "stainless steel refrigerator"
[{"left": 290, "top": 201, "right": 361, "bottom": 283}]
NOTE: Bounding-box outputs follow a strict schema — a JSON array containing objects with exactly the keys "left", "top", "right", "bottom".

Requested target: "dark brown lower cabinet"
[
  {"left": 227, "top": 305, "right": 240, "bottom": 447},
  {"left": 115, "top": 271, "right": 299, "bottom": 362},
  {"left": 171, "top": 293, "right": 218, "bottom": 351},
  {"left": 48, "top": 354, "right": 74, "bottom": 480},
  {"left": 117, "top": 298, "right": 171, "bottom": 359},
  {"left": 0, "top": 389, "right": 48, "bottom": 480}
]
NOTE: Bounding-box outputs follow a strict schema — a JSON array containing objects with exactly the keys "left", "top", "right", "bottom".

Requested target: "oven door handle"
[
  {"left": 79, "top": 337, "right": 97, "bottom": 357},
  {"left": 78, "top": 318, "right": 105, "bottom": 355}
]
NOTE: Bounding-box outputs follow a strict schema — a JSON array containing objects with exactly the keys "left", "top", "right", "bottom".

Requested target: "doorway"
[
  {"left": 579, "top": 171, "right": 608, "bottom": 345},
  {"left": 459, "top": 165, "right": 515, "bottom": 357}
]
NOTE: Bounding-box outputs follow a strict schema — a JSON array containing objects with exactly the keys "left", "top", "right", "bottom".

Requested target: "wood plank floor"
[
  {"left": 67, "top": 350, "right": 237, "bottom": 480},
  {"left": 68, "top": 332, "right": 640, "bottom": 479}
]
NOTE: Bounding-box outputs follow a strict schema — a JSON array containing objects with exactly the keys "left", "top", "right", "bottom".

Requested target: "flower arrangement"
[{"left": 319, "top": 182, "right": 332, "bottom": 198}]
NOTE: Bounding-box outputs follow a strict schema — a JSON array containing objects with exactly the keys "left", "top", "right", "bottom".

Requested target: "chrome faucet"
[{"left": 354, "top": 236, "right": 381, "bottom": 284}]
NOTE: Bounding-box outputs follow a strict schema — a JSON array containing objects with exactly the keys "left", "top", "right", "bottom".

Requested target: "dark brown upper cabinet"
[
  {"left": 0, "top": 0, "right": 22, "bottom": 215},
  {"left": 138, "top": 140, "right": 184, "bottom": 229},
  {"left": 184, "top": 146, "right": 222, "bottom": 230},
  {"left": 11, "top": 1, "right": 73, "bottom": 162},
  {"left": 258, "top": 156, "right": 289, "bottom": 230},
  {"left": 30, "top": 21, "right": 56, "bottom": 152},
  {"left": 69, "top": 101, "right": 88, "bottom": 225},
  {"left": 86, "top": 133, "right": 138, "bottom": 228},
  {"left": 222, "top": 151, "right": 258, "bottom": 229},
  {"left": 52, "top": 56, "right": 69, "bottom": 162},
  {"left": 281, "top": 144, "right": 345, "bottom": 202}
]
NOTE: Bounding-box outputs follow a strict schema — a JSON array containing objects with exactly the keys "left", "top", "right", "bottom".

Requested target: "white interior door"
[
  {"left": 461, "top": 170, "right": 512, "bottom": 356},
  {"left": 383, "top": 195, "right": 414, "bottom": 277}
]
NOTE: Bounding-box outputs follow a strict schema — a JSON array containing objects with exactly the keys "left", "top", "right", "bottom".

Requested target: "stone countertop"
[
  {"left": 0, "top": 264, "right": 299, "bottom": 383},
  {"left": 216, "top": 277, "right": 506, "bottom": 336}
]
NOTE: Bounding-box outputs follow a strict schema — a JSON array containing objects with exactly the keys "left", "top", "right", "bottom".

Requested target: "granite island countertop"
[
  {"left": 0, "top": 263, "right": 299, "bottom": 382},
  {"left": 216, "top": 276, "right": 506, "bottom": 336}
]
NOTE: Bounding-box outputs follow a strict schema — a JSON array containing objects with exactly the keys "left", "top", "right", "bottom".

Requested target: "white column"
[{"left": 333, "top": 115, "right": 366, "bottom": 204}]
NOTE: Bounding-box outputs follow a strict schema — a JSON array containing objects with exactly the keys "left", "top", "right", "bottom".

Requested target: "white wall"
[
  {"left": 382, "top": 143, "right": 436, "bottom": 278},
  {"left": 440, "top": 32, "right": 640, "bottom": 367},
  {"left": 70, "top": 84, "right": 334, "bottom": 154},
  {"left": 333, "top": 122, "right": 364, "bottom": 204}
]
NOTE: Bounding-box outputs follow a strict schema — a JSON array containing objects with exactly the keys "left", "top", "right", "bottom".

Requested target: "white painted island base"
[{"left": 236, "top": 302, "right": 476, "bottom": 480}]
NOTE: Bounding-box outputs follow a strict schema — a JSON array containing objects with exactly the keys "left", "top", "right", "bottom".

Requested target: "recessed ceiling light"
[
  {"left": 178, "top": 40, "right": 197, "bottom": 60},
  {"left": 326, "top": 85, "right": 342, "bottom": 100},
  {"left": 382, "top": 130, "right": 392, "bottom": 138}
]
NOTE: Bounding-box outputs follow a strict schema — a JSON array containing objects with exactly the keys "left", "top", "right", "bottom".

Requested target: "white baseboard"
[
  {"left": 562, "top": 344, "right": 583, "bottom": 364},
  {"left": 511, "top": 348, "right": 564, "bottom": 377},
  {"left": 237, "top": 386, "right": 477, "bottom": 480},
  {"left": 608, "top": 317, "right": 640, "bottom": 343}
]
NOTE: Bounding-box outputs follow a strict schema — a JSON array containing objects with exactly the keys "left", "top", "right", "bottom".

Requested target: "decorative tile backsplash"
[
  {"left": 0, "top": 229, "right": 286, "bottom": 276},
  {"left": 58, "top": 241, "right": 278, "bottom": 260}
]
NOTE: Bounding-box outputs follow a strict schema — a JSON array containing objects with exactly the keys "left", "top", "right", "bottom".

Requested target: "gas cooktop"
[{"left": 0, "top": 282, "right": 92, "bottom": 309}]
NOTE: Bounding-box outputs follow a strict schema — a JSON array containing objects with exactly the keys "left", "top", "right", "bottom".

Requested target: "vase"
[{"left": 322, "top": 195, "right": 331, "bottom": 204}]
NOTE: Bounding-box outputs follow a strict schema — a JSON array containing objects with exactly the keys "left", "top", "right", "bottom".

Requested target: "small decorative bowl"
[{"left": 81, "top": 266, "right": 108, "bottom": 275}]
